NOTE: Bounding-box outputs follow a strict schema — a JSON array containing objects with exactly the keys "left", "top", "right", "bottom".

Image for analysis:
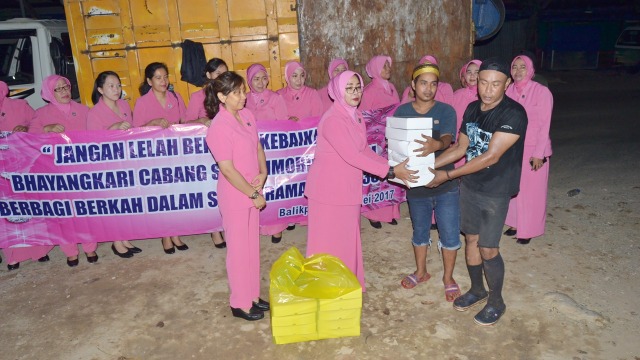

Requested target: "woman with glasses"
[
  {"left": 359, "top": 55, "right": 401, "bottom": 229},
  {"left": 305, "top": 70, "right": 417, "bottom": 291},
  {"left": 1, "top": 80, "right": 53, "bottom": 270},
  {"left": 30, "top": 75, "right": 96, "bottom": 267},
  {"left": 133, "top": 62, "right": 189, "bottom": 254}
]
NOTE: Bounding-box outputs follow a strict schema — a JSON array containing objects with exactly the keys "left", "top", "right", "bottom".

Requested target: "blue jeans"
[{"left": 407, "top": 187, "right": 461, "bottom": 250}]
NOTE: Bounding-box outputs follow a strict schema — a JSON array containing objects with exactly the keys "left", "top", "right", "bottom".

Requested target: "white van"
[
  {"left": 614, "top": 26, "right": 640, "bottom": 72},
  {"left": 0, "top": 18, "right": 76, "bottom": 109}
]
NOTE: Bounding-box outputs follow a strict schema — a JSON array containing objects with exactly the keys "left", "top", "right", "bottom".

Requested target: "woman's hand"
[
  {"left": 252, "top": 194, "right": 266, "bottom": 210},
  {"left": 251, "top": 172, "right": 267, "bottom": 191},
  {"left": 108, "top": 121, "right": 132, "bottom": 130},
  {"left": 393, "top": 158, "right": 419, "bottom": 186},
  {"left": 288, "top": 116, "right": 299, "bottom": 122},
  {"left": 12, "top": 125, "right": 28, "bottom": 132},
  {"left": 43, "top": 124, "right": 65, "bottom": 133},
  {"left": 146, "top": 118, "right": 169, "bottom": 128},
  {"left": 530, "top": 157, "right": 544, "bottom": 171}
]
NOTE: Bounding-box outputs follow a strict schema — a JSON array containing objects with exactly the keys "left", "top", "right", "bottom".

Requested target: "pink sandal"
[
  {"left": 444, "top": 282, "right": 461, "bottom": 302},
  {"left": 401, "top": 273, "right": 431, "bottom": 289}
]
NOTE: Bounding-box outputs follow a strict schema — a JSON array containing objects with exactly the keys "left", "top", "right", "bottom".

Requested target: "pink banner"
[{"left": 0, "top": 110, "right": 405, "bottom": 248}]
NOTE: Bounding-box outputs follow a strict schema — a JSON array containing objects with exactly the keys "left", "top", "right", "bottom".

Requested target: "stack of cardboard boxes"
[{"left": 385, "top": 117, "right": 435, "bottom": 187}]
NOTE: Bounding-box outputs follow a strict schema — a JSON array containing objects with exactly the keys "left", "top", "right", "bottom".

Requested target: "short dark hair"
[{"left": 205, "top": 58, "right": 227, "bottom": 75}]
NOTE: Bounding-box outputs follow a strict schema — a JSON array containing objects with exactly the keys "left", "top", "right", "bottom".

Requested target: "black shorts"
[{"left": 460, "top": 183, "right": 510, "bottom": 248}]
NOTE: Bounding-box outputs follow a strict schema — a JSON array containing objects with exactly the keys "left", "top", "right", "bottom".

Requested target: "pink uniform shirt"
[
  {"left": 245, "top": 63, "right": 288, "bottom": 121},
  {"left": 0, "top": 81, "right": 35, "bottom": 130},
  {"left": 305, "top": 70, "right": 389, "bottom": 205},
  {"left": 87, "top": 98, "right": 132, "bottom": 130},
  {"left": 277, "top": 61, "right": 324, "bottom": 119},
  {"left": 360, "top": 56, "right": 400, "bottom": 111},
  {"left": 185, "top": 89, "right": 207, "bottom": 121},
  {"left": 206, "top": 106, "right": 260, "bottom": 210},
  {"left": 133, "top": 90, "right": 186, "bottom": 127}
]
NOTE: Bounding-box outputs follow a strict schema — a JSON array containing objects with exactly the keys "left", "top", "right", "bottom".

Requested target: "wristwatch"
[
  {"left": 387, "top": 166, "right": 395, "bottom": 180},
  {"left": 249, "top": 190, "right": 260, "bottom": 199}
]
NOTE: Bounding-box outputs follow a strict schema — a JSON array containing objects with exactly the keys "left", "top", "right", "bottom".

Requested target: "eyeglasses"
[
  {"left": 345, "top": 86, "right": 363, "bottom": 94},
  {"left": 54, "top": 85, "right": 71, "bottom": 93}
]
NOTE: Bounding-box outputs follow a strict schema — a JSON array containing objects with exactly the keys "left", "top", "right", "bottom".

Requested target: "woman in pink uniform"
[
  {"left": 451, "top": 59, "right": 482, "bottom": 168},
  {"left": 401, "top": 55, "right": 454, "bottom": 105},
  {"left": 245, "top": 63, "right": 287, "bottom": 121},
  {"left": 184, "top": 58, "right": 228, "bottom": 249},
  {"left": 359, "top": 55, "right": 401, "bottom": 228},
  {"left": 305, "top": 70, "right": 416, "bottom": 290},
  {"left": 318, "top": 58, "right": 349, "bottom": 112},
  {"left": 88, "top": 71, "right": 143, "bottom": 258},
  {"left": 205, "top": 71, "right": 269, "bottom": 321},
  {"left": 504, "top": 54, "right": 553, "bottom": 245},
  {"left": 0, "top": 81, "right": 52, "bottom": 270},
  {"left": 133, "top": 62, "right": 189, "bottom": 254},
  {"left": 276, "top": 61, "right": 323, "bottom": 121},
  {"left": 30, "top": 75, "right": 95, "bottom": 267},
  {"left": 184, "top": 58, "right": 228, "bottom": 127}
]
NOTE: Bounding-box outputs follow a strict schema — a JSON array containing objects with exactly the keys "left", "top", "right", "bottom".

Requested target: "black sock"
[
  {"left": 467, "top": 264, "right": 487, "bottom": 296},
  {"left": 483, "top": 253, "right": 505, "bottom": 308}
]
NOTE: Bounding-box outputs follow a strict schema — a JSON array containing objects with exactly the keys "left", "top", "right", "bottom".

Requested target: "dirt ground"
[{"left": 1, "top": 69, "right": 639, "bottom": 360}]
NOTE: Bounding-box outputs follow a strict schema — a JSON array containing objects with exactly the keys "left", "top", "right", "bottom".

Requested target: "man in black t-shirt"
[{"left": 426, "top": 58, "right": 528, "bottom": 326}]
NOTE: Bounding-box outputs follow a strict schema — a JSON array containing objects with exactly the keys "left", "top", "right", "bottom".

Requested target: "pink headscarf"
[
  {"left": 247, "top": 63, "right": 268, "bottom": 92},
  {"left": 0, "top": 81, "right": 8, "bottom": 108},
  {"left": 419, "top": 55, "right": 439, "bottom": 65},
  {"left": 365, "top": 55, "right": 392, "bottom": 93},
  {"left": 512, "top": 55, "right": 535, "bottom": 93},
  {"left": 41, "top": 75, "right": 71, "bottom": 115},
  {"left": 328, "top": 70, "right": 364, "bottom": 122},
  {"left": 327, "top": 58, "right": 348, "bottom": 79},
  {"left": 459, "top": 59, "right": 482, "bottom": 91},
  {"left": 284, "top": 61, "right": 304, "bottom": 88}
]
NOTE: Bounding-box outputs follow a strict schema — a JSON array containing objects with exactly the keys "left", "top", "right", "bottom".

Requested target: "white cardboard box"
[
  {"left": 387, "top": 116, "right": 433, "bottom": 130},
  {"left": 388, "top": 158, "right": 435, "bottom": 188},
  {"left": 388, "top": 149, "right": 434, "bottom": 165},
  {"left": 385, "top": 128, "right": 432, "bottom": 142},
  {"left": 387, "top": 139, "right": 423, "bottom": 157}
]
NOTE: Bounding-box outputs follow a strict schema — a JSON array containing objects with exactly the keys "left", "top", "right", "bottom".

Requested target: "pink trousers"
[
  {"left": 60, "top": 243, "right": 98, "bottom": 257},
  {"left": 307, "top": 199, "right": 365, "bottom": 291},
  {"left": 362, "top": 203, "right": 400, "bottom": 222},
  {"left": 220, "top": 205, "right": 261, "bottom": 309},
  {"left": 2, "top": 246, "right": 53, "bottom": 264}
]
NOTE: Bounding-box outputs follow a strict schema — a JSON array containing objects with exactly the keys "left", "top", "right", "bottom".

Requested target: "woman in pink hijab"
[
  {"left": 276, "top": 61, "right": 323, "bottom": 121},
  {"left": 29, "top": 75, "right": 96, "bottom": 267},
  {"left": 359, "top": 55, "right": 400, "bottom": 111},
  {"left": 359, "top": 55, "right": 401, "bottom": 228},
  {"left": 245, "top": 63, "right": 288, "bottom": 121},
  {"left": 305, "top": 70, "right": 416, "bottom": 290},
  {"left": 318, "top": 58, "right": 349, "bottom": 112},
  {"left": 0, "top": 81, "right": 52, "bottom": 270},
  {"left": 504, "top": 54, "right": 553, "bottom": 245},
  {"left": 401, "top": 55, "right": 454, "bottom": 105},
  {"left": 451, "top": 59, "right": 482, "bottom": 168}
]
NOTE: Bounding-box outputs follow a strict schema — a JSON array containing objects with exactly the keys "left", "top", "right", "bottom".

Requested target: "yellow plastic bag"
[{"left": 270, "top": 247, "right": 362, "bottom": 344}]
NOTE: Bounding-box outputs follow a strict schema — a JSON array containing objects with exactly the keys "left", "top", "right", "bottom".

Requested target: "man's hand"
[{"left": 414, "top": 134, "right": 442, "bottom": 157}]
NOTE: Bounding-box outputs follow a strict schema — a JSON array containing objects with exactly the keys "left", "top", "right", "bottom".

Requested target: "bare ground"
[{"left": 1, "top": 69, "right": 639, "bottom": 360}]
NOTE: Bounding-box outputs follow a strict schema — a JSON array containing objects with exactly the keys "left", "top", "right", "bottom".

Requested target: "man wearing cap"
[
  {"left": 426, "top": 57, "right": 528, "bottom": 326},
  {"left": 392, "top": 63, "right": 462, "bottom": 303}
]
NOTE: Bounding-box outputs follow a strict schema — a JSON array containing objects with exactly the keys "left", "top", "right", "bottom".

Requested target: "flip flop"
[
  {"left": 445, "top": 282, "right": 461, "bottom": 302},
  {"left": 401, "top": 273, "right": 431, "bottom": 289}
]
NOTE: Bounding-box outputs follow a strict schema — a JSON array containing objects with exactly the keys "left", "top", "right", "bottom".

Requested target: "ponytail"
[{"left": 204, "top": 71, "right": 245, "bottom": 119}]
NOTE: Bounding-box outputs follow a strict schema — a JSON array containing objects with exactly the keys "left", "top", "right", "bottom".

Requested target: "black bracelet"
[
  {"left": 445, "top": 170, "right": 452, "bottom": 180},
  {"left": 387, "top": 166, "right": 395, "bottom": 180}
]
